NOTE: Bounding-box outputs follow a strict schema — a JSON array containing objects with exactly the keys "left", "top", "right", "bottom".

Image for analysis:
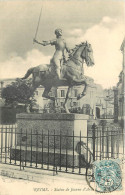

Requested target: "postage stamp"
[{"left": 93, "top": 159, "right": 122, "bottom": 193}]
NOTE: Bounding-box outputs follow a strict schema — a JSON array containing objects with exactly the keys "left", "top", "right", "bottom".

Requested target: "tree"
[{"left": 1, "top": 78, "right": 36, "bottom": 110}]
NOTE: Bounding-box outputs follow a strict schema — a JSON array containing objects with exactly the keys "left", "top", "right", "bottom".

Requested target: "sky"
[{"left": 0, "top": 0, "right": 124, "bottom": 89}]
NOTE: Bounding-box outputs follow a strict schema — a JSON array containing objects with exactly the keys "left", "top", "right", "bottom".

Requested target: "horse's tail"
[{"left": 22, "top": 67, "right": 34, "bottom": 79}]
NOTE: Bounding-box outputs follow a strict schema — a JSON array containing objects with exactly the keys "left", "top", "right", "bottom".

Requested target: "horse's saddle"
[{"left": 34, "top": 63, "right": 93, "bottom": 83}]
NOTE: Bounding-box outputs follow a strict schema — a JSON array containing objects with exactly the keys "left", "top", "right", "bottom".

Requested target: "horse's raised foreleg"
[
  {"left": 42, "top": 86, "right": 55, "bottom": 101},
  {"left": 77, "top": 81, "right": 88, "bottom": 100},
  {"left": 63, "top": 86, "right": 71, "bottom": 113}
]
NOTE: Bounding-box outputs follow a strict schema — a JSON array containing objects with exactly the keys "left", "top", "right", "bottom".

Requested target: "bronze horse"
[{"left": 22, "top": 41, "right": 94, "bottom": 113}]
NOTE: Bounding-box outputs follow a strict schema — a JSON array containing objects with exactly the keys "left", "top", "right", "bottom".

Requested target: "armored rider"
[{"left": 34, "top": 29, "right": 70, "bottom": 79}]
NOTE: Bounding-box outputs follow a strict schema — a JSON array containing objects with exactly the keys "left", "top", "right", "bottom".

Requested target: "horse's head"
[{"left": 81, "top": 42, "right": 94, "bottom": 67}]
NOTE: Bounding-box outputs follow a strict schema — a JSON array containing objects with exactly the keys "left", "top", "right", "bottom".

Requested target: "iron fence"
[
  {"left": 0, "top": 124, "right": 124, "bottom": 176},
  {"left": 89, "top": 123, "right": 124, "bottom": 161}
]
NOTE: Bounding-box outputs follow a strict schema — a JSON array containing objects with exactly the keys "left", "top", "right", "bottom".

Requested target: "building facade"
[
  {"left": 0, "top": 76, "right": 115, "bottom": 119},
  {"left": 34, "top": 80, "right": 114, "bottom": 119},
  {"left": 117, "top": 38, "right": 125, "bottom": 125}
]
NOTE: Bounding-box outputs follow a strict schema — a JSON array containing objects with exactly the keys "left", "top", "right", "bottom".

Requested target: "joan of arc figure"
[{"left": 34, "top": 29, "right": 70, "bottom": 79}]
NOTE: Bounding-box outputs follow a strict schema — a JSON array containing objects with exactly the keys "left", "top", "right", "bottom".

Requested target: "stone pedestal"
[{"left": 11, "top": 113, "right": 89, "bottom": 167}]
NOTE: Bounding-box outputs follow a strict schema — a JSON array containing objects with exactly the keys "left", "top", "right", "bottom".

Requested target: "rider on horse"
[
  {"left": 34, "top": 28, "right": 70, "bottom": 79},
  {"left": 22, "top": 39, "right": 94, "bottom": 113}
]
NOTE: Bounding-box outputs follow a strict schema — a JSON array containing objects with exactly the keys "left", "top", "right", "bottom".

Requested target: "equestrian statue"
[{"left": 21, "top": 29, "right": 94, "bottom": 113}]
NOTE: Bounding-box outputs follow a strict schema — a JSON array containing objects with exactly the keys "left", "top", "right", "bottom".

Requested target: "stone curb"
[{"left": 0, "top": 164, "right": 87, "bottom": 184}]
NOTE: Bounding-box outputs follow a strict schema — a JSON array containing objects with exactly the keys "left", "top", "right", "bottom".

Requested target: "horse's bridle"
[
  {"left": 71, "top": 44, "right": 88, "bottom": 65},
  {"left": 71, "top": 56, "right": 83, "bottom": 65}
]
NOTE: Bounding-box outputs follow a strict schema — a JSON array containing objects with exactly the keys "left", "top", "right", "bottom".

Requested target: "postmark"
[{"left": 93, "top": 159, "right": 122, "bottom": 193}]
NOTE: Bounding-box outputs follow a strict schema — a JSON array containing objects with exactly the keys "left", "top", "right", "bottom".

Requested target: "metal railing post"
[
  {"left": 65, "top": 132, "right": 68, "bottom": 172},
  {"left": 72, "top": 130, "right": 74, "bottom": 173},
  {"left": 106, "top": 127, "right": 109, "bottom": 159},
  {"left": 20, "top": 129, "right": 22, "bottom": 170},
  {"left": 5, "top": 127, "right": 7, "bottom": 164},
  {"left": 30, "top": 129, "right": 32, "bottom": 167},
  {"left": 36, "top": 130, "right": 38, "bottom": 168},
  {"left": 92, "top": 123, "right": 96, "bottom": 161},
  {"left": 41, "top": 129, "right": 43, "bottom": 169},
  {"left": 79, "top": 131, "right": 81, "bottom": 174},
  {"left": 47, "top": 130, "right": 49, "bottom": 170},
  {"left": 1, "top": 126, "right": 3, "bottom": 162},
  {"left": 25, "top": 129, "right": 27, "bottom": 167},
  {"left": 59, "top": 129, "right": 62, "bottom": 170}
]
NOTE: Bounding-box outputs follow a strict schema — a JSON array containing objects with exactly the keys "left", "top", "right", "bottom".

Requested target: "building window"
[
  {"left": 73, "top": 102, "right": 77, "bottom": 106},
  {"left": 61, "top": 102, "right": 64, "bottom": 107},
  {"left": 74, "top": 89, "right": 77, "bottom": 97},
  {"left": 61, "top": 90, "right": 65, "bottom": 97}
]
